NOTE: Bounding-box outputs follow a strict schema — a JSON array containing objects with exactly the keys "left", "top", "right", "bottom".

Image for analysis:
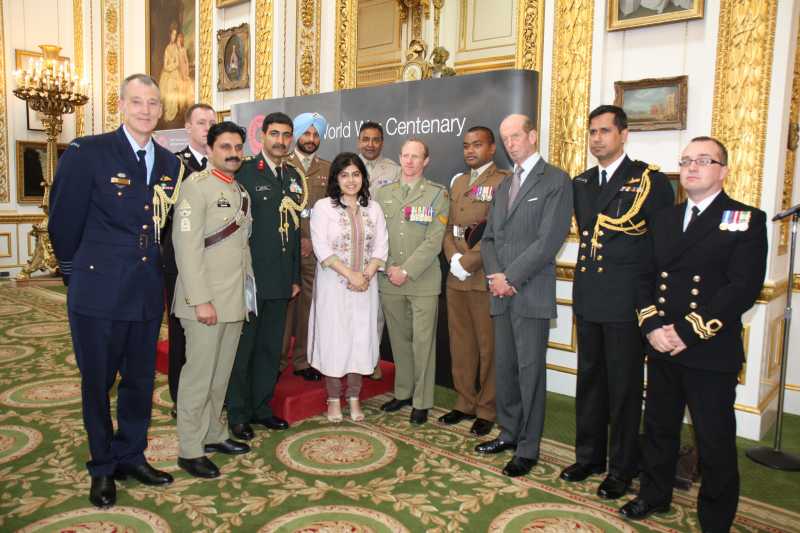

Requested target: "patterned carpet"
[{"left": 1, "top": 283, "right": 798, "bottom": 532}]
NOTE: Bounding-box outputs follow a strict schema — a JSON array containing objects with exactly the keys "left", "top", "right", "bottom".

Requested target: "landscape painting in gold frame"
[
  {"left": 607, "top": 0, "right": 704, "bottom": 32},
  {"left": 614, "top": 76, "right": 688, "bottom": 131}
]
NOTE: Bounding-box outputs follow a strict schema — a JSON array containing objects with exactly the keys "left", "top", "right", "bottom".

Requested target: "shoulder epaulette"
[
  {"left": 189, "top": 168, "right": 211, "bottom": 181},
  {"left": 427, "top": 180, "right": 446, "bottom": 190}
]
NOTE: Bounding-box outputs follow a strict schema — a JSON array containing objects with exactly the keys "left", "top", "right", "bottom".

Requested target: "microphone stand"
[{"left": 746, "top": 207, "right": 800, "bottom": 470}]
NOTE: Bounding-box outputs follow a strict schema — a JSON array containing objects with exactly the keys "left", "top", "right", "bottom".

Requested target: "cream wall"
[{"left": 2, "top": 0, "right": 800, "bottom": 436}]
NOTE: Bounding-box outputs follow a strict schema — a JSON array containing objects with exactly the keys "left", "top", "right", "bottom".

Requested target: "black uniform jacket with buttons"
[
  {"left": 636, "top": 191, "right": 767, "bottom": 372},
  {"left": 572, "top": 157, "right": 674, "bottom": 322},
  {"left": 49, "top": 126, "right": 182, "bottom": 321},
  {"left": 161, "top": 146, "right": 206, "bottom": 275}
]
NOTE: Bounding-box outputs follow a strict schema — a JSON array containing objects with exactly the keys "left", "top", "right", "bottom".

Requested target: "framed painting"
[
  {"left": 217, "top": 0, "right": 248, "bottom": 6},
  {"left": 146, "top": 0, "right": 197, "bottom": 130},
  {"left": 664, "top": 172, "right": 687, "bottom": 204},
  {"left": 15, "top": 49, "right": 67, "bottom": 132},
  {"left": 217, "top": 109, "right": 231, "bottom": 123},
  {"left": 607, "top": 0, "right": 704, "bottom": 31},
  {"left": 16, "top": 141, "right": 68, "bottom": 204},
  {"left": 613, "top": 76, "right": 688, "bottom": 131},
  {"left": 218, "top": 24, "right": 250, "bottom": 91}
]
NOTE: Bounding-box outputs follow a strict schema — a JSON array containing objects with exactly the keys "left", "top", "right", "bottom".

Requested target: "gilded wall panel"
[
  {"left": 711, "top": 0, "right": 777, "bottom": 208},
  {"left": 296, "top": 0, "right": 321, "bottom": 95},
  {"left": 74, "top": 0, "right": 86, "bottom": 137},
  {"left": 514, "top": 0, "right": 544, "bottom": 72},
  {"left": 0, "top": 1, "right": 9, "bottom": 202},
  {"left": 778, "top": 28, "right": 800, "bottom": 255},
  {"left": 548, "top": 0, "right": 593, "bottom": 178},
  {"left": 198, "top": 0, "right": 213, "bottom": 104},
  {"left": 335, "top": 0, "right": 359, "bottom": 90},
  {"left": 356, "top": 0, "right": 400, "bottom": 87},
  {"left": 458, "top": 0, "right": 516, "bottom": 54},
  {"left": 255, "top": 0, "right": 274, "bottom": 99},
  {"left": 101, "top": 0, "right": 123, "bottom": 132}
]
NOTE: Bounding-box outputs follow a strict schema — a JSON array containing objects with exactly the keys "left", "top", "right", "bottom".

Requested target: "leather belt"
[{"left": 204, "top": 193, "right": 249, "bottom": 248}]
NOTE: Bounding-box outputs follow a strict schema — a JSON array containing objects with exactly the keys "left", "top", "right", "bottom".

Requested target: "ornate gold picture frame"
[
  {"left": 16, "top": 141, "right": 68, "bottom": 204},
  {"left": 216, "top": 0, "right": 248, "bottom": 7},
  {"left": 217, "top": 23, "right": 250, "bottom": 91},
  {"left": 607, "top": 0, "right": 704, "bottom": 32},
  {"left": 614, "top": 75, "right": 688, "bottom": 131}
]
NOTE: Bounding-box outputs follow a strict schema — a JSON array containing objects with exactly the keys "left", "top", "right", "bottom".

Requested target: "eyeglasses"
[{"left": 678, "top": 157, "right": 725, "bottom": 167}]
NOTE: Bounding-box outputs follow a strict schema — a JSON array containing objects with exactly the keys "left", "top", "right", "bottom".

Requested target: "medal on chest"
[
  {"left": 403, "top": 205, "right": 434, "bottom": 223},
  {"left": 720, "top": 210, "right": 751, "bottom": 231},
  {"left": 469, "top": 185, "right": 495, "bottom": 202}
]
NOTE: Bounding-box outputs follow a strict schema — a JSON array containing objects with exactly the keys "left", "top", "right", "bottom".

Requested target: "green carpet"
[{"left": 1, "top": 283, "right": 799, "bottom": 532}]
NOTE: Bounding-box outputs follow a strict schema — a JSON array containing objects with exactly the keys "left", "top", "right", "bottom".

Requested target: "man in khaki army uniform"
[
  {"left": 440, "top": 126, "right": 510, "bottom": 437},
  {"left": 376, "top": 138, "right": 449, "bottom": 425},
  {"left": 281, "top": 112, "right": 331, "bottom": 381},
  {"left": 358, "top": 121, "right": 401, "bottom": 380},
  {"left": 172, "top": 122, "right": 254, "bottom": 479}
]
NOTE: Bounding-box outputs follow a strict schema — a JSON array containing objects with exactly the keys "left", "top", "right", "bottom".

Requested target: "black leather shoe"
[
  {"left": 619, "top": 497, "right": 670, "bottom": 520},
  {"left": 410, "top": 408, "right": 428, "bottom": 425},
  {"left": 474, "top": 438, "right": 516, "bottom": 454},
  {"left": 252, "top": 416, "right": 289, "bottom": 430},
  {"left": 560, "top": 462, "right": 606, "bottom": 482},
  {"left": 293, "top": 367, "right": 322, "bottom": 381},
  {"left": 178, "top": 456, "right": 220, "bottom": 478},
  {"left": 438, "top": 409, "right": 475, "bottom": 425},
  {"left": 470, "top": 418, "right": 494, "bottom": 436},
  {"left": 114, "top": 462, "right": 173, "bottom": 486},
  {"left": 597, "top": 474, "right": 631, "bottom": 499},
  {"left": 89, "top": 476, "right": 116, "bottom": 508},
  {"left": 229, "top": 423, "right": 254, "bottom": 440},
  {"left": 502, "top": 455, "right": 537, "bottom": 477},
  {"left": 381, "top": 398, "right": 412, "bottom": 412},
  {"left": 204, "top": 439, "right": 251, "bottom": 455}
]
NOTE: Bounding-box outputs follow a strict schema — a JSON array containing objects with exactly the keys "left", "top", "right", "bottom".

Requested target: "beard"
[{"left": 297, "top": 141, "right": 319, "bottom": 156}]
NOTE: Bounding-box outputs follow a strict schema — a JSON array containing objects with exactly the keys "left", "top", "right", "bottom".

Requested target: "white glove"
[{"left": 450, "top": 253, "right": 471, "bottom": 281}]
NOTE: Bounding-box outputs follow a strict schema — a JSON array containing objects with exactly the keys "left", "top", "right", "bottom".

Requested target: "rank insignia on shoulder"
[
  {"left": 70, "top": 141, "right": 81, "bottom": 148},
  {"left": 720, "top": 210, "right": 751, "bottom": 231}
]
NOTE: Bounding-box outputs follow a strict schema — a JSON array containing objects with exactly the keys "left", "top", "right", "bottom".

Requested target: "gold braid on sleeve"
[
  {"left": 278, "top": 164, "right": 309, "bottom": 251},
  {"left": 151, "top": 161, "right": 186, "bottom": 244},
  {"left": 590, "top": 164, "right": 658, "bottom": 258}
]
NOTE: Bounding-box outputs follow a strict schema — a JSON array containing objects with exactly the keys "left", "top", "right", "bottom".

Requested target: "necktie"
[
  {"left": 199, "top": 156, "right": 207, "bottom": 170},
  {"left": 136, "top": 149, "right": 147, "bottom": 185},
  {"left": 508, "top": 166, "right": 523, "bottom": 208},
  {"left": 401, "top": 183, "right": 411, "bottom": 199},
  {"left": 600, "top": 169, "right": 608, "bottom": 187},
  {"left": 469, "top": 169, "right": 479, "bottom": 186},
  {"left": 686, "top": 205, "right": 700, "bottom": 231}
]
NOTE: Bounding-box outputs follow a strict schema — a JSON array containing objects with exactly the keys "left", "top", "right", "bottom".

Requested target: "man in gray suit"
[{"left": 476, "top": 114, "right": 573, "bottom": 477}]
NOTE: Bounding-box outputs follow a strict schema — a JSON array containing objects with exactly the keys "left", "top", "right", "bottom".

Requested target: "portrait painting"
[
  {"left": 607, "top": 0, "right": 704, "bottom": 31},
  {"left": 218, "top": 24, "right": 250, "bottom": 91},
  {"left": 614, "top": 76, "right": 688, "bottom": 131},
  {"left": 146, "top": 0, "right": 196, "bottom": 131},
  {"left": 16, "top": 141, "right": 68, "bottom": 204}
]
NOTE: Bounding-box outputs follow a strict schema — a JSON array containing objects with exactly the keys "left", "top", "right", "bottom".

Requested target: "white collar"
[
  {"left": 687, "top": 190, "right": 722, "bottom": 215},
  {"left": 122, "top": 124, "right": 153, "bottom": 154},
  {"left": 598, "top": 153, "right": 626, "bottom": 183},
  {"left": 515, "top": 152, "right": 541, "bottom": 182},
  {"left": 188, "top": 144, "right": 206, "bottom": 165},
  {"left": 470, "top": 160, "right": 494, "bottom": 178}
]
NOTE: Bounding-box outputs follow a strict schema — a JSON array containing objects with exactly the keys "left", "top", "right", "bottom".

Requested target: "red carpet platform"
[{"left": 155, "top": 340, "right": 395, "bottom": 423}]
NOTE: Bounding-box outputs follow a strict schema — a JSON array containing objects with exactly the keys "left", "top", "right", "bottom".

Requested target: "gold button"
[
  {"left": 144, "top": 205, "right": 150, "bottom": 211},
  {"left": 141, "top": 256, "right": 147, "bottom": 261},
  {"left": 661, "top": 272, "right": 669, "bottom": 279},
  {"left": 691, "top": 288, "right": 699, "bottom": 295},
  {"left": 117, "top": 191, "right": 123, "bottom": 197},
  {"left": 598, "top": 230, "right": 604, "bottom": 236},
  {"left": 658, "top": 310, "right": 665, "bottom": 317},
  {"left": 580, "top": 255, "right": 586, "bottom": 261},
  {"left": 658, "top": 297, "right": 666, "bottom": 304},
  {"left": 693, "top": 275, "right": 701, "bottom": 282},
  {"left": 89, "top": 265, "right": 94, "bottom": 270},
  {"left": 659, "top": 284, "right": 667, "bottom": 291},
  {"left": 142, "top": 224, "right": 148, "bottom": 230},
  {"left": 596, "top": 243, "right": 603, "bottom": 249},
  {"left": 597, "top": 267, "right": 604, "bottom": 273},
  {"left": 582, "top": 230, "right": 588, "bottom": 236},
  {"left": 580, "top": 243, "right": 587, "bottom": 249},
  {"left": 689, "top": 302, "right": 698, "bottom": 309},
  {"left": 580, "top": 266, "right": 587, "bottom": 272},
  {"left": 597, "top": 255, "right": 603, "bottom": 261}
]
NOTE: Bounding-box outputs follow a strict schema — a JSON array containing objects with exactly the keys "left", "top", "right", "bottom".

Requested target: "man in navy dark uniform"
[
  {"left": 563, "top": 105, "right": 673, "bottom": 499},
  {"left": 620, "top": 137, "right": 767, "bottom": 533},
  {"left": 163, "top": 102, "right": 216, "bottom": 417},
  {"left": 50, "top": 74, "right": 181, "bottom": 508}
]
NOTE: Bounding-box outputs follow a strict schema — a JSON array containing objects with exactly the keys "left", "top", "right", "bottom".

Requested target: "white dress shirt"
[{"left": 683, "top": 191, "right": 722, "bottom": 231}]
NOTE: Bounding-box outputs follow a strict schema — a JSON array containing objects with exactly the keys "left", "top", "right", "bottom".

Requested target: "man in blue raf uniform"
[
  {"left": 563, "top": 105, "right": 674, "bottom": 499},
  {"left": 620, "top": 137, "right": 767, "bottom": 533},
  {"left": 226, "top": 112, "right": 302, "bottom": 441},
  {"left": 49, "top": 74, "right": 181, "bottom": 508}
]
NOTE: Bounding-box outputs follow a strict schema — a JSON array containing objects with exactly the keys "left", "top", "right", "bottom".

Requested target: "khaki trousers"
[
  {"left": 446, "top": 287, "right": 496, "bottom": 420},
  {"left": 381, "top": 293, "right": 438, "bottom": 409},
  {"left": 178, "top": 319, "right": 243, "bottom": 458}
]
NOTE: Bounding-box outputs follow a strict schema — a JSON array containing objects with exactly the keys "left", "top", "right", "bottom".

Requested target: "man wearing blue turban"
[{"left": 282, "top": 112, "right": 332, "bottom": 381}]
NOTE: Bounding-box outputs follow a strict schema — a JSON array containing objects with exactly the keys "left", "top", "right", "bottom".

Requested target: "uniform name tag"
[
  {"left": 404, "top": 205, "right": 434, "bottom": 223},
  {"left": 470, "top": 185, "right": 494, "bottom": 202},
  {"left": 720, "top": 210, "right": 751, "bottom": 231},
  {"left": 110, "top": 176, "right": 130, "bottom": 186}
]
